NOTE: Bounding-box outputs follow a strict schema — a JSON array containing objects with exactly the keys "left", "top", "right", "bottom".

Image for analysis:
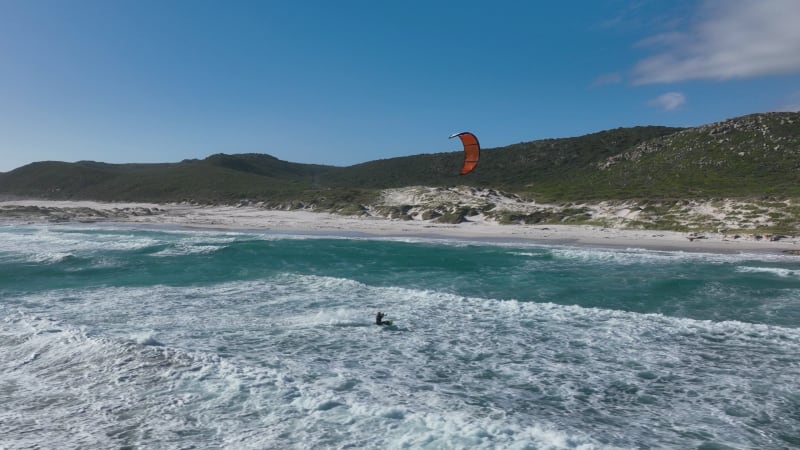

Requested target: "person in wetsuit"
[{"left": 375, "top": 311, "right": 388, "bottom": 325}]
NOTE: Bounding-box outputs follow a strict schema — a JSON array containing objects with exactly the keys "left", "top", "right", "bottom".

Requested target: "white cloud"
[
  {"left": 633, "top": 0, "right": 800, "bottom": 84},
  {"left": 592, "top": 72, "right": 623, "bottom": 87},
  {"left": 777, "top": 92, "right": 800, "bottom": 112},
  {"left": 648, "top": 92, "right": 686, "bottom": 111}
]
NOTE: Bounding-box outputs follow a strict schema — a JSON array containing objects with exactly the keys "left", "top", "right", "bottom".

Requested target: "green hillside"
[
  {"left": 1, "top": 112, "right": 799, "bottom": 204},
  {"left": 318, "top": 126, "right": 682, "bottom": 194},
  {"left": 591, "top": 113, "right": 800, "bottom": 199},
  {"left": 0, "top": 156, "right": 338, "bottom": 203}
]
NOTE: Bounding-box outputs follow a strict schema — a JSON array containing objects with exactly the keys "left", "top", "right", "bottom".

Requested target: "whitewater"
[{"left": 1, "top": 224, "right": 799, "bottom": 449}]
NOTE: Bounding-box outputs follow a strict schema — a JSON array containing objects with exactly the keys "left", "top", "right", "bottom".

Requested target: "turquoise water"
[{"left": 1, "top": 224, "right": 799, "bottom": 449}]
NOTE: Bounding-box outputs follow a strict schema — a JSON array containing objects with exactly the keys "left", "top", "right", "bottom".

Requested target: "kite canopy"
[{"left": 450, "top": 132, "right": 480, "bottom": 175}]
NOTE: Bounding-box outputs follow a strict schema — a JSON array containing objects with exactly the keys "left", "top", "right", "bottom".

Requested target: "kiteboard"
[{"left": 377, "top": 320, "right": 393, "bottom": 326}]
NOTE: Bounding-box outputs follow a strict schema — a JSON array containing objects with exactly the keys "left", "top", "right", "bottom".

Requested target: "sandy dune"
[{"left": 2, "top": 199, "right": 799, "bottom": 254}]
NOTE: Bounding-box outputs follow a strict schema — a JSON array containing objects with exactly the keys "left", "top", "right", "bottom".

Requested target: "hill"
[
  {"left": 0, "top": 155, "right": 338, "bottom": 203},
  {"left": 593, "top": 112, "right": 800, "bottom": 199},
  {"left": 318, "top": 125, "right": 681, "bottom": 196},
  {"left": 1, "top": 112, "right": 799, "bottom": 205}
]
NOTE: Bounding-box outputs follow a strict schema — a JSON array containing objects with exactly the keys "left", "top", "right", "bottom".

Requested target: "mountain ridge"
[{"left": 2, "top": 112, "right": 799, "bottom": 205}]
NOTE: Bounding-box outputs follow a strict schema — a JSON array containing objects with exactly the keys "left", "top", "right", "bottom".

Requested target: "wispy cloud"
[
  {"left": 777, "top": 92, "right": 800, "bottom": 112},
  {"left": 633, "top": 0, "right": 800, "bottom": 84},
  {"left": 648, "top": 92, "right": 686, "bottom": 111},
  {"left": 592, "top": 72, "right": 624, "bottom": 87}
]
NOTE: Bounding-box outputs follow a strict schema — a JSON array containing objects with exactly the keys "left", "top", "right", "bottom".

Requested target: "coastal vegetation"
[{"left": 2, "top": 112, "right": 799, "bottom": 233}]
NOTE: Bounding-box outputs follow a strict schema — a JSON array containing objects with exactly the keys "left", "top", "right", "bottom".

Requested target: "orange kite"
[{"left": 449, "top": 132, "right": 480, "bottom": 175}]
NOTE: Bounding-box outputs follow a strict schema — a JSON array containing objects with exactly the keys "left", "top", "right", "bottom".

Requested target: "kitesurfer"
[{"left": 375, "top": 311, "right": 389, "bottom": 325}]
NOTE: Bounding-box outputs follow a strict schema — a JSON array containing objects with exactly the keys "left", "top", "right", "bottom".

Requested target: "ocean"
[{"left": 1, "top": 224, "right": 799, "bottom": 449}]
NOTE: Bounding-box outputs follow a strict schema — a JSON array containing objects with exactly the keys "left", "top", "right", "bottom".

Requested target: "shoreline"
[{"left": 2, "top": 199, "right": 799, "bottom": 254}]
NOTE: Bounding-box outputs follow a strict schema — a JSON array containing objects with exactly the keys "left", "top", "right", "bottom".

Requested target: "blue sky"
[{"left": 1, "top": 0, "right": 799, "bottom": 172}]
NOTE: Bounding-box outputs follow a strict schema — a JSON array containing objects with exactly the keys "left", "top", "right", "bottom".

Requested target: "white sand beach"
[{"left": 2, "top": 199, "right": 799, "bottom": 254}]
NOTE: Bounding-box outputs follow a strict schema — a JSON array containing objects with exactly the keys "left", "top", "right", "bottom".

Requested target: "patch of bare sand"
[{"left": 2, "top": 199, "right": 798, "bottom": 254}]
